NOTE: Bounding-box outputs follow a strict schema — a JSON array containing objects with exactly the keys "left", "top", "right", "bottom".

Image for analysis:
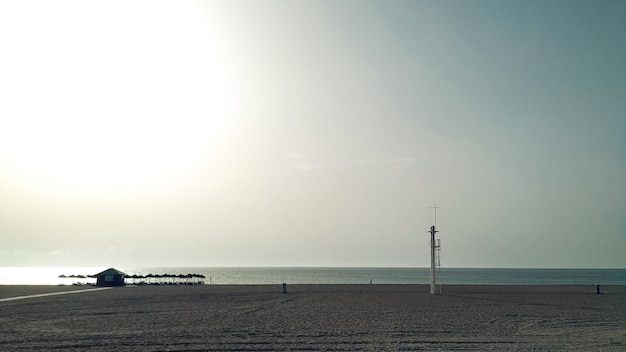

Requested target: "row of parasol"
[
  {"left": 58, "top": 273, "right": 207, "bottom": 285},
  {"left": 125, "top": 273, "right": 207, "bottom": 285}
]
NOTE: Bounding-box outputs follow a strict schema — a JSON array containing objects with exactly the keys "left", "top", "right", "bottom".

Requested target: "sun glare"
[{"left": 1, "top": 1, "right": 228, "bottom": 198}]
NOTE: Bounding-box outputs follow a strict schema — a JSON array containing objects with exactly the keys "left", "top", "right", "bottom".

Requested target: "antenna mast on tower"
[{"left": 428, "top": 202, "right": 442, "bottom": 295}]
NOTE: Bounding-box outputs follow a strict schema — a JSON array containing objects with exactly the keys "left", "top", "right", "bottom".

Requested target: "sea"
[{"left": 1, "top": 267, "right": 626, "bottom": 286}]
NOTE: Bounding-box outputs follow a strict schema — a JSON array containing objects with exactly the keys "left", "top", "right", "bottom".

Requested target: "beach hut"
[{"left": 95, "top": 268, "right": 126, "bottom": 287}]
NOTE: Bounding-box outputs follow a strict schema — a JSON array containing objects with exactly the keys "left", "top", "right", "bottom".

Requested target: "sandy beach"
[{"left": 1, "top": 284, "right": 625, "bottom": 351}]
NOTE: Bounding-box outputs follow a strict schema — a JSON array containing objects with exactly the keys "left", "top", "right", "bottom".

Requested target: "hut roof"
[{"left": 95, "top": 268, "right": 127, "bottom": 276}]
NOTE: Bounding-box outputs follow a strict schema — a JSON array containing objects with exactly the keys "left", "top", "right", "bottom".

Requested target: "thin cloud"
[
  {"left": 287, "top": 152, "right": 307, "bottom": 160},
  {"left": 287, "top": 152, "right": 317, "bottom": 170},
  {"left": 1, "top": 249, "right": 30, "bottom": 256},
  {"left": 45, "top": 249, "right": 70, "bottom": 257},
  {"left": 352, "top": 156, "right": 416, "bottom": 168},
  {"left": 391, "top": 157, "right": 416, "bottom": 168},
  {"left": 296, "top": 162, "right": 317, "bottom": 170}
]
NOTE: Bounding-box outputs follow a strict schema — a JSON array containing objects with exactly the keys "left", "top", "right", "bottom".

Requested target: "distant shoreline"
[{"left": 3, "top": 267, "right": 626, "bottom": 285}]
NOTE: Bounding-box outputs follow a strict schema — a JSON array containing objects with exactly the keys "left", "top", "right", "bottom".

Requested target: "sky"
[{"left": 0, "top": 0, "right": 624, "bottom": 268}]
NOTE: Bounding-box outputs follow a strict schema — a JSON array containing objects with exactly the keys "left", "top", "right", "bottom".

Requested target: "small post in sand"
[{"left": 282, "top": 283, "right": 287, "bottom": 294}]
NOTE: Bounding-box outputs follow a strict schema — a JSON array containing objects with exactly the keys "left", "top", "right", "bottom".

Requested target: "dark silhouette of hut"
[{"left": 94, "top": 268, "right": 126, "bottom": 287}]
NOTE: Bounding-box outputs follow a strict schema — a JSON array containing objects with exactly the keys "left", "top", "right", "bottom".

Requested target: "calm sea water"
[{"left": 1, "top": 267, "right": 626, "bottom": 285}]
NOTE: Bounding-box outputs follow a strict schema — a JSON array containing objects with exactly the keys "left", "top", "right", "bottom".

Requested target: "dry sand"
[{"left": 1, "top": 284, "right": 625, "bottom": 351}]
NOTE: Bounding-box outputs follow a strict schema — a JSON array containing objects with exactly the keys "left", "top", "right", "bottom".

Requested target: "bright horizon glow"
[
  {"left": 1, "top": 1, "right": 625, "bottom": 269},
  {"left": 1, "top": 1, "right": 231, "bottom": 200}
]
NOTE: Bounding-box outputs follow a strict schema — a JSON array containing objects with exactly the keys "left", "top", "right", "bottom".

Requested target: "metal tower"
[{"left": 429, "top": 203, "right": 442, "bottom": 295}]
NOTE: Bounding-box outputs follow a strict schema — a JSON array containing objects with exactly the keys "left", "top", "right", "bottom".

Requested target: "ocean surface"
[{"left": 1, "top": 267, "right": 626, "bottom": 286}]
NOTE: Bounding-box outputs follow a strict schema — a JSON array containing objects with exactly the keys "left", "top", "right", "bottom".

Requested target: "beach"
[{"left": 1, "top": 285, "right": 625, "bottom": 351}]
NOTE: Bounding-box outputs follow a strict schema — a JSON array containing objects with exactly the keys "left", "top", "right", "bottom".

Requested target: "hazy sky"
[{"left": 1, "top": 0, "right": 624, "bottom": 268}]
